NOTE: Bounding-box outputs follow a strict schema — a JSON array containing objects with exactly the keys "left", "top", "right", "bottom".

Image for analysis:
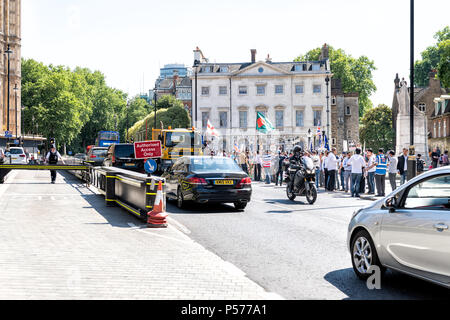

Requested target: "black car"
[
  {"left": 85, "top": 147, "right": 108, "bottom": 166},
  {"left": 162, "top": 156, "right": 252, "bottom": 210},
  {"left": 103, "top": 143, "right": 145, "bottom": 172}
]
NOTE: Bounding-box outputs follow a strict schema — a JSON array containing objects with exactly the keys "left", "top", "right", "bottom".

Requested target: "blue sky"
[{"left": 22, "top": 0, "right": 449, "bottom": 107}]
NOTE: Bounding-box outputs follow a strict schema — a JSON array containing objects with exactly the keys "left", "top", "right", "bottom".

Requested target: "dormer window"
[
  {"left": 294, "top": 65, "right": 303, "bottom": 72},
  {"left": 219, "top": 66, "right": 228, "bottom": 73},
  {"left": 201, "top": 66, "right": 212, "bottom": 73},
  {"left": 312, "top": 64, "right": 320, "bottom": 71}
]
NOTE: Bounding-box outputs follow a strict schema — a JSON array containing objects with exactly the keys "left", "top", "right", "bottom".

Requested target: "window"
[
  {"left": 256, "top": 85, "right": 265, "bottom": 95},
  {"left": 294, "top": 65, "right": 303, "bottom": 72},
  {"left": 275, "top": 85, "right": 284, "bottom": 94},
  {"left": 201, "top": 66, "right": 212, "bottom": 73},
  {"left": 219, "top": 111, "right": 228, "bottom": 128},
  {"left": 312, "top": 64, "right": 320, "bottom": 71},
  {"left": 403, "top": 174, "right": 450, "bottom": 210},
  {"left": 219, "top": 66, "right": 228, "bottom": 73},
  {"left": 332, "top": 138, "right": 336, "bottom": 145},
  {"left": 201, "top": 87, "right": 210, "bottom": 96},
  {"left": 345, "top": 106, "right": 351, "bottom": 115},
  {"left": 239, "top": 111, "right": 248, "bottom": 129},
  {"left": 219, "top": 86, "right": 227, "bottom": 95},
  {"left": 202, "top": 112, "right": 209, "bottom": 128},
  {"left": 239, "top": 86, "right": 248, "bottom": 95},
  {"left": 418, "top": 103, "right": 426, "bottom": 112},
  {"left": 313, "top": 85, "right": 321, "bottom": 93},
  {"left": 276, "top": 110, "right": 284, "bottom": 128},
  {"left": 347, "top": 130, "right": 352, "bottom": 139},
  {"left": 296, "top": 110, "right": 304, "bottom": 127},
  {"left": 331, "top": 96, "right": 337, "bottom": 105},
  {"left": 295, "top": 85, "right": 304, "bottom": 94},
  {"left": 313, "top": 110, "right": 322, "bottom": 126}
]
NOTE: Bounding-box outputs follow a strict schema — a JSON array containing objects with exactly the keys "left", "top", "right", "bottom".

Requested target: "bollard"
[{"left": 105, "top": 171, "right": 117, "bottom": 207}]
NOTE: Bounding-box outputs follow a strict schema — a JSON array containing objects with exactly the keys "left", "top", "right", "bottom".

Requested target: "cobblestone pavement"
[{"left": 0, "top": 170, "right": 280, "bottom": 300}]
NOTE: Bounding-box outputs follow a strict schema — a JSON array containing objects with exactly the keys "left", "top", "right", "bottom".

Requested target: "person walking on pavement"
[
  {"left": 342, "top": 152, "right": 352, "bottom": 193},
  {"left": 397, "top": 148, "right": 409, "bottom": 185},
  {"left": 348, "top": 148, "right": 366, "bottom": 198},
  {"left": 374, "top": 148, "right": 387, "bottom": 197},
  {"left": 45, "top": 145, "right": 65, "bottom": 184},
  {"left": 275, "top": 151, "right": 286, "bottom": 186},
  {"left": 431, "top": 148, "right": 439, "bottom": 168},
  {"left": 440, "top": 150, "right": 449, "bottom": 166},
  {"left": 365, "top": 149, "right": 376, "bottom": 194},
  {"left": 326, "top": 147, "right": 338, "bottom": 191},
  {"left": 253, "top": 151, "right": 262, "bottom": 181},
  {"left": 387, "top": 150, "right": 398, "bottom": 191},
  {"left": 323, "top": 150, "right": 329, "bottom": 190},
  {"left": 416, "top": 154, "right": 425, "bottom": 174}
]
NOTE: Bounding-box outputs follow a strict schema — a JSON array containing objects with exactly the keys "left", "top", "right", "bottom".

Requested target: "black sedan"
[{"left": 162, "top": 156, "right": 252, "bottom": 210}]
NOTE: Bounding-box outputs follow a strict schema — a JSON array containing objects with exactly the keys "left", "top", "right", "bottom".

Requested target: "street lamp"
[
  {"left": 126, "top": 100, "right": 130, "bottom": 142},
  {"left": 325, "top": 76, "right": 330, "bottom": 140},
  {"left": 407, "top": 0, "right": 417, "bottom": 180},
  {"left": 153, "top": 86, "right": 158, "bottom": 130},
  {"left": 5, "top": 45, "right": 13, "bottom": 142},
  {"left": 14, "top": 83, "right": 18, "bottom": 141},
  {"left": 192, "top": 59, "right": 200, "bottom": 128},
  {"left": 307, "top": 128, "right": 312, "bottom": 151}
]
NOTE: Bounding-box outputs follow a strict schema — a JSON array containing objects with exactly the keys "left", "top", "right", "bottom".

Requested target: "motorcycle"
[{"left": 286, "top": 156, "right": 317, "bottom": 204}]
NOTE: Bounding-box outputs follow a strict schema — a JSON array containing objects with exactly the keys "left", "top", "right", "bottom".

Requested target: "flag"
[
  {"left": 316, "top": 121, "right": 321, "bottom": 136},
  {"left": 310, "top": 141, "right": 313, "bottom": 152},
  {"left": 234, "top": 143, "right": 240, "bottom": 153},
  {"left": 206, "top": 119, "right": 220, "bottom": 137},
  {"left": 256, "top": 112, "right": 275, "bottom": 134},
  {"left": 324, "top": 133, "right": 330, "bottom": 151}
]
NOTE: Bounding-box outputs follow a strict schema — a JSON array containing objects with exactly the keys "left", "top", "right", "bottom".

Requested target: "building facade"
[
  {"left": 154, "top": 75, "right": 192, "bottom": 112},
  {"left": 0, "top": 0, "right": 21, "bottom": 143},
  {"left": 191, "top": 46, "right": 336, "bottom": 153},
  {"left": 429, "top": 95, "right": 450, "bottom": 151}
]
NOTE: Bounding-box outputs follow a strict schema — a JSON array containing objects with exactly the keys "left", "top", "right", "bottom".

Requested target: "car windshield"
[
  {"left": 92, "top": 149, "right": 108, "bottom": 156},
  {"left": 9, "top": 149, "right": 24, "bottom": 155},
  {"left": 115, "top": 145, "right": 134, "bottom": 158},
  {"left": 190, "top": 157, "right": 242, "bottom": 172},
  {"left": 165, "top": 132, "right": 202, "bottom": 148}
]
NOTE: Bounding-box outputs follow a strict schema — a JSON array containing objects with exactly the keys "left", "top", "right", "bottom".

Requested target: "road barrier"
[{"left": 68, "top": 164, "right": 166, "bottom": 225}]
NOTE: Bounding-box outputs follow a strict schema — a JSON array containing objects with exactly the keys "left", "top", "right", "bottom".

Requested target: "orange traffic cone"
[{"left": 147, "top": 180, "right": 168, "bottom": 228}]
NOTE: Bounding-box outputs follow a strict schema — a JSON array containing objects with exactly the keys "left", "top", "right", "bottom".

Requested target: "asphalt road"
[{"left": 167, "top": 182, "right": 450, "bottom": 300}]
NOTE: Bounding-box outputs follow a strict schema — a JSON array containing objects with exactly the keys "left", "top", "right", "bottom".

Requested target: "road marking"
[
  {"left": 127, "top": 222, "right": 193, "bottom": 245},
  {"left": 166, "top": 216, "right": 191, "bottom": 234}
]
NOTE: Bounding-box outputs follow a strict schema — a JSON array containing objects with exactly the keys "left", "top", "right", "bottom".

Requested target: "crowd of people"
[{"left": 219, "top": 145, "right": 449, "bottom": 198}]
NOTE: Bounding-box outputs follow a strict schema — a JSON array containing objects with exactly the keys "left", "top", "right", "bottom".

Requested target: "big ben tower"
[{"left": 0, "top": 0, "right": 21, "bottom": 138}]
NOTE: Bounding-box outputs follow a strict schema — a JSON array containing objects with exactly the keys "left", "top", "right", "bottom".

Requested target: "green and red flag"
[{"left": 256, "top": 111, "right": 275, "bottom": 134}]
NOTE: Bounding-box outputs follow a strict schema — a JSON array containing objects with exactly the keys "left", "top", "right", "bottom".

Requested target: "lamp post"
[
  {"left": 307, "top": 128, "right": 312, "bottom": 151},
  {"left": 5, "top": 45, "right": 13, "bottom": 142},
  {"left": 126, "top": 100, "right": 130, "bottom": 142},
  {"left": 153, "top": 86, "right": 158, "bottom": 130},
  {"left": 14, "top": 83, "right": 18, "bottom": 141},
  {"left": 407, "top": 0, "right": 417, "bottom": 180},
  {"left": 192, "top": 59, "right": 200, "bottom": 128},
  {"left": 325, "top": 76, "right": 330, "bottom": 140}
]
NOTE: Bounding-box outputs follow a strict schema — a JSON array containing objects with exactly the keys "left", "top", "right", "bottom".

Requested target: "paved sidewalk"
[{"left": 0, "top": 170, "right": 278, "bottom": 300}]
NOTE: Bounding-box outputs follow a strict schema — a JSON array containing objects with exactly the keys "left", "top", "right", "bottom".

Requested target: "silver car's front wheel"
[{"left": 351, "top": 230, "right": 384, "bottom": 280}]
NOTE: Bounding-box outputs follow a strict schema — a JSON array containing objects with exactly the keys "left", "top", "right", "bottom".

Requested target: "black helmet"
[{"left": 293, "top": 146, "right": 302, "bottom": 154}]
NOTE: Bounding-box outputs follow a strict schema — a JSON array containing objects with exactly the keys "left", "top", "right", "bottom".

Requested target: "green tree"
[
  {"left": 359, "top": 104, "right": 394, "bottom": 152},
  {"left": 295, "top": 46, "right": 376, "bottom": 117},
  {"left": 414, "top": 26, "right": 450, "bottom": 87}
]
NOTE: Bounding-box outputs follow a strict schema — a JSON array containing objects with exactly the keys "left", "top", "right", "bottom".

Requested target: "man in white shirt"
[
  {"left": 387, "top": 150, "right": 398, "bottom": 191},
  {"left": 348, "top": 148, "right": 366, "bottom": 197},
  {"left": 326, "top": 147, "right": 338, "bottom": 191},
  {"left": 365, "top": 149, "right": 376, "bottom": 194}
]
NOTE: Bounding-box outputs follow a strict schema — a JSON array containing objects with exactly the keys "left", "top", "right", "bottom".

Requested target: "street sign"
[
  {"left": 144, "top": 159, "right": 157, "bottom": 174},
  {"left": 4, "top": 131, "right": 12, "bottom": 138},
  {"left": 134, "top": 140, "right": 162, "bottom": 159}
]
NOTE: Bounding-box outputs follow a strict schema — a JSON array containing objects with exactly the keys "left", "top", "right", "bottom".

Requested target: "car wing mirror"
[{"left": 383, "top": 197, "right": 397, "bottom": 213}]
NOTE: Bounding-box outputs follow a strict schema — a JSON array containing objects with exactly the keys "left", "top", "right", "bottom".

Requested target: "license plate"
[
  {"left": 124, "top": 163, "right": 135, "bottom": 167},
  {"left": 214, "top": 180, "right": 234, "bottom": 185}
]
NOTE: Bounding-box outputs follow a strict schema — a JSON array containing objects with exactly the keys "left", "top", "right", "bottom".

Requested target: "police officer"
[{"left": 45, "top": 145, "right": 65, "bottom": 184}]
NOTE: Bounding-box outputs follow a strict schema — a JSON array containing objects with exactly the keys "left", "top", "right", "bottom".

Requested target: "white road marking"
[{"left": 166, "top": 216, "right": 191, "bottom": 234}]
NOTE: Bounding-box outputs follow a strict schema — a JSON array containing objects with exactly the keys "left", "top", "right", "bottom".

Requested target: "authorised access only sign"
[{"left": 134, "top": 140, "right": 162, "bottom": 159}]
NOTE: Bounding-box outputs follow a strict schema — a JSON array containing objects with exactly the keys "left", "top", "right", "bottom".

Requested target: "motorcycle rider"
[{"left": 289, "top": 146, "right": 304, "bottom": 192}]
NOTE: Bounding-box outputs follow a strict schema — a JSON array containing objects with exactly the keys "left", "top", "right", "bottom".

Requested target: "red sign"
[{"left": 134, "top": 141, "right": 162, "bottom": 159}]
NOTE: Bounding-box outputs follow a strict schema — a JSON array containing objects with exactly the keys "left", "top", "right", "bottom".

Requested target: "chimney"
[
  {"left": 251, "top": 49, "right": 257, "bottom": 63},
  {"left": 265, "top": 54, "right": 272, "bottom": 63}
]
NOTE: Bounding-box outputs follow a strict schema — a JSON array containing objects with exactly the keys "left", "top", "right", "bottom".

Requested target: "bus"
[{"left": 96, "top": 131, "right": 120, "bottom": 147}]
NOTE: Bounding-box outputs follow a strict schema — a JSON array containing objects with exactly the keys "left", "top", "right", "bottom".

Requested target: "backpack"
[{"left": 48, "top": 151, "right": 58, "bottom": 164}]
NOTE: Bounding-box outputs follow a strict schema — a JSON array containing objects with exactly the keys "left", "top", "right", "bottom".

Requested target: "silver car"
[{"left": 348, "top": 166, "right": 450, "bottom": 288}]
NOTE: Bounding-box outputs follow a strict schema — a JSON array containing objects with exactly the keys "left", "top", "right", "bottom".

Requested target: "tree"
[
  {"left": 295, "top": 46, "right": 376, "bottom": 117},
  {"left": 414, "top": 26, "right": 450, "bottom": 87},
  {"left": 359, "top": 104, "right": 394, "bottom": 152}
]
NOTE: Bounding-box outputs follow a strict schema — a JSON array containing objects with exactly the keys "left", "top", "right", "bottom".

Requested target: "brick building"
[
  {"left": 330, "top": 79, "right": 360, "bottom": 153},
  {"left": 429, "top": 95, "right": 450, "bottom": 151}
]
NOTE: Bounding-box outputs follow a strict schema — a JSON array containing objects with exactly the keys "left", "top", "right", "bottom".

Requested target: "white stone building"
[{"left": 191, "top": 47, "right": 332, "bottom": 152}]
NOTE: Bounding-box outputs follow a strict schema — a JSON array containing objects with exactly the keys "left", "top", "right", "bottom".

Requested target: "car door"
[
  {"left": 380, "top": 173, "right": 450, "bottom": 282},
  {"left": 165, "top": 160, "right": 182, "bottom": 198}
]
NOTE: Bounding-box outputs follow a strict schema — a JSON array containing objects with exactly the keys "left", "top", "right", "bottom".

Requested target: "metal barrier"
[{"left": 69, "top": 165, "right": 165, "bottom": 222}]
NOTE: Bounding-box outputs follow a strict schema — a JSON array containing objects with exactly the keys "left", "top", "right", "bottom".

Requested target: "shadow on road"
[
  {"left": 324, "top": 268, "right": 450, "bottom": 300},
  {"left": 166, "top": 200, "right": 241, "bottom": 215}
]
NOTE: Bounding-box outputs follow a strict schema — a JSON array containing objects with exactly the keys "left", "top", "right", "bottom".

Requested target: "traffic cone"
[{"left": 147, "top": 180, "right": 168, "bottom": 228}]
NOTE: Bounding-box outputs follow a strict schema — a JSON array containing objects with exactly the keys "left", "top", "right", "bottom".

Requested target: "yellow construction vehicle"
[{"left": 151, "top": 126, "right": 203, "bottom": 172}]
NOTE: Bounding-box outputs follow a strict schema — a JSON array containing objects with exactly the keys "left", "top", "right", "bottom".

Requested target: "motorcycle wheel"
[
  {"left": 286, "top": 184, "right": 296, "bottom": 201},
  {"left": 306, "top": 185, "right": 317, "bottom": 204}
]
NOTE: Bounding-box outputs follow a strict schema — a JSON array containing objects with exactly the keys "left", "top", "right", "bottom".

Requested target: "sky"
[{"left": 22, "top": 0, "right": 449, "bottom": 107}]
